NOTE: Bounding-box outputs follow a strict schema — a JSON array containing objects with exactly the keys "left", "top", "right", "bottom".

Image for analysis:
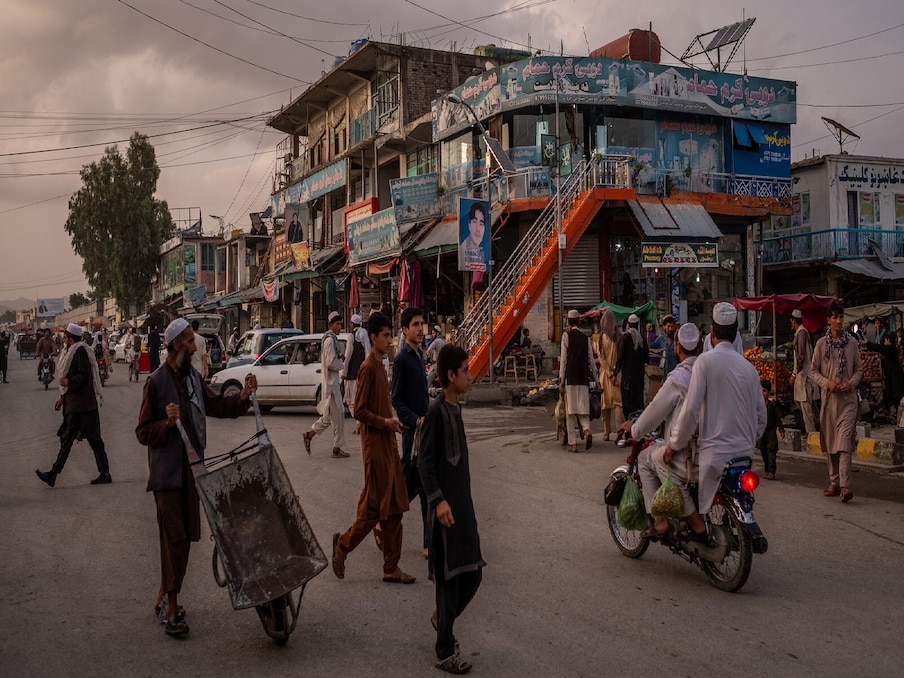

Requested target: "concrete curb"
[{"left": 779, "top": 429, "right": 904, "bottom": 472}]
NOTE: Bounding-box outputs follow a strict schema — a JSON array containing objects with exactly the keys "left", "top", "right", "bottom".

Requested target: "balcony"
[{"left": 759, "top": 228, "right": 904, "bottom": 265}]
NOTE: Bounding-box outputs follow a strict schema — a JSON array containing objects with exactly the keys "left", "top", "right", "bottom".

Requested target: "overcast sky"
[{"left": 2, "top": 0, "right": 903, "bottom": 303}]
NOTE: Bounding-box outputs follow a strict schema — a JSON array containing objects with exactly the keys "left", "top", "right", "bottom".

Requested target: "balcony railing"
[
  {"left": 648, "top": 169, "right": 791, "bottom": 204},
  {"left": 758, "top": 227, "right": 904, "bottom": 265}
]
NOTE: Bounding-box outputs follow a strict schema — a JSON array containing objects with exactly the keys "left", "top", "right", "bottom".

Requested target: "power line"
[
  {"left": 750, "top": 48, "right": 904, "bottom": 72},
  {"left": 745, "top": 21, "right": 904, "bottom": 63},
  {"left": 798, "top": 101, "right": 904, "bottom": 108},
  {"left": 114, "top": 0, "right": 309, "bottom": 83},
  {"left": 795, "top": 104, "right": 904, "bottom": 149},
  {"left": 240, "top": 0, "right": 370, "bottom": 27},
  {"left": 0, "top": 193, "right": 71, "bottom": 216},
  {"left": 212, "top": 0, "right": 338, "bottom": 59},
  {"left": 0, "top": 113, "right": 271, "bottom": 158},
  {"left": 404, "top": 0, "right": 540, "bottom": 53},
  {"left": 223, "top": 127, "right": 267, "bottom": 223}
]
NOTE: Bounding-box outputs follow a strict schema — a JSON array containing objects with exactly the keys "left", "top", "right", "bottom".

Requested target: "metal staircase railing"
[{"left": 452, "top": 155, "right": 631, "bottom": 355}]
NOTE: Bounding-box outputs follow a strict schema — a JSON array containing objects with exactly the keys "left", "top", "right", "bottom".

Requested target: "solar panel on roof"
[{"left": 705, "top": 18, "right": 755, "bottom": 51}]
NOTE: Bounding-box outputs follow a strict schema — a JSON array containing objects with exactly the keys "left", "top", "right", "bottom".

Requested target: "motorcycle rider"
[
  {"left": 619, "top": 323, "right": 705, "bottom": 539},
  {"left": 666, "top": 303, "right": 766, "bottom": 537},
  {"left": 36, "top": 328, "right": 56, "bottom": 380}
]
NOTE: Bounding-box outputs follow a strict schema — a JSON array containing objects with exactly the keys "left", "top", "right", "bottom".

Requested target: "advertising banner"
[
  {"left": 291, "top": 242, "right": 312, "bottom": 270},
  {"left": 36, "top": 298, "right": 65, "bottom": 317},
  {"left": 434, "top": 56, "right": 796, "bottom": 141},
  {"left": 186, "top": 285, "right": 207, "bottom": 307},
  {"left": 347, "top": 208, "right": 400, "bottom": 266},
  {"left": 641, "top": 242, "right": 718, "bottom": 267},
  {"left": 390, "top": 174, "right": 443, "bottom": 225},
  {"left": 458, "top": 198, "right": 490, "bottom": 272}
]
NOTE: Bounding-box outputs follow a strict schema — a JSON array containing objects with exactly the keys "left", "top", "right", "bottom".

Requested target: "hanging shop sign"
[
  {"left": 347, "top": 208, "right": 400, "bottom": 266},
  {"left": 641, "top": 242, "right": 718, "bottom": 267},
  {"left": 390, "top": 174, "right": 443, "bottom": 225}
]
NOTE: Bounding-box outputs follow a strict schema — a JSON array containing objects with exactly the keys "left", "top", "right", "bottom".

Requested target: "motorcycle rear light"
[{"left": 739, "top": 470, "right": 759, "bottom": 493}]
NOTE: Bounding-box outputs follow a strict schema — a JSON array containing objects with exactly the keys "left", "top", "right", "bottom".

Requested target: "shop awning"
[
  {"left": 411, "top": 220, "right": 459, "bottom": 256},
  {"left": 627, "top": 199, "right": 722, "bottom": 240},
  {"left": 733, "top": 293, "right": 837, "bottom": 335},
  {"left": 843, "top": 302, "right": 904, "bottom": 325},
  {"left": 832, "top": 258, "right": 904, "bottom": 282}
]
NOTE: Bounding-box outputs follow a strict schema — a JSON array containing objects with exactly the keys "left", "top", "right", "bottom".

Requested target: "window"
[
  {"left": 792, "top": 192, "right": 810, "bottom": 229},
  {"left": 332, "top": 121, "right": 347, "bottom": 156},
  {"left": 606, "top": 117, "right": 657, "bottom": 150},
  {"left": 201, "top": 243, "right": 217, "bottom": 272},
  {"left": 406, "top": 145, "right": 439, "bottom": 176},
  {"left": 849, "top": 191, "right": 879, "bottom": 227},
  {"left": 373, "top": 71, "right": 399, "bottom": 129}
]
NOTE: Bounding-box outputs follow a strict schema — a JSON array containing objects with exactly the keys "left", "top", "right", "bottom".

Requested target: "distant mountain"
[{"left": 0, "top": 297, "right": 35, "bottom": 313}]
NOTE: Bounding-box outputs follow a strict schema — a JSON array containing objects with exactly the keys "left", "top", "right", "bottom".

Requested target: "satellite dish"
[{"left": 821, "top": 117, "right": 860, "bottom": 154}]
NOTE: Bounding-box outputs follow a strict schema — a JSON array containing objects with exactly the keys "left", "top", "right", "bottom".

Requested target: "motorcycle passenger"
[
  {"left": 36, "top": 328, "right": 56, "bottom": 380},
  {"left": 665, "top": 303, "right": 766, "bottom": 539},
  {"left": 619, "top": 323, "right": 704, "bottom": 539}
]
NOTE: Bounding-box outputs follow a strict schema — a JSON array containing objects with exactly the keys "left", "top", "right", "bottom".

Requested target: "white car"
[{"left": 210, "top": 333, "right": 352, "bottom": 412}]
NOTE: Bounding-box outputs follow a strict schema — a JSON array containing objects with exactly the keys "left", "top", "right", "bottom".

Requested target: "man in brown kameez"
[
  {"left": 331, "top": 312, "right": 416, "bottom": 584},
  {"left": 136, "top": 318, "right": 257, "bottom": 637},
  {"left": 810, "top": 302, "right": 862, "bottom": 503}
]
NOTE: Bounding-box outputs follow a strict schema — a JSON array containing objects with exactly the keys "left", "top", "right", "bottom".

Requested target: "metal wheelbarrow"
[{"left": 175, "top": 393, "right": 327, "bottom": 644}]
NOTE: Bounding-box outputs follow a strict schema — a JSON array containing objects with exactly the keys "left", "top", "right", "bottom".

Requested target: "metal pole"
[
  {"left": 486, "top": 145, "right": 494, "bottom": 383},
  {"left": 555, "top": 69, "right": 564, "bottom": 338}
]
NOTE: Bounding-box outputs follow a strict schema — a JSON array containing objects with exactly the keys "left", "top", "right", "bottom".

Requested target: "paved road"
[{"left": 2, "top": 352, "right": 904, "bottom": 677}]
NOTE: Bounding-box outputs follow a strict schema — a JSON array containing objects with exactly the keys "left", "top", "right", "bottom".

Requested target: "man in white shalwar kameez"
[
  {"left": 304, "top": 311, "right": 348, "bottom": 458},
  {"left": 667, "top": 303, "right": 766, "bottom": 527},
  {"left": 620, "top": 323, "right": 707, "bottom": 539}
]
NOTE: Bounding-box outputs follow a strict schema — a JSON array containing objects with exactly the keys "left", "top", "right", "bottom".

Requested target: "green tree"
[
  {"left": 65, "top": 133, "right": 174, "bottom": 314},
  {"left": 0, "top": 309, "right": 16, "bottom": 323},
  {"left": 68, "top": 291, "right": 92, "bottom": 309}
]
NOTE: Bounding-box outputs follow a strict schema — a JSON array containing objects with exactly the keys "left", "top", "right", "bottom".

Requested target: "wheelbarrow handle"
[{"left": 174, "top": 419, "right": 207, "bottom": 476}]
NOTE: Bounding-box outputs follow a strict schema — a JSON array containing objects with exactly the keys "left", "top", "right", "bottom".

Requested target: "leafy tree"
[
  {"left": 0, "top": 309, "right": 16, "bottom": 323},
  {"left": 68, "top": 292, "right": 92, "bottom": 309},
  {"left": 65, "top": 133, "right": 174, "bottom": 314}
]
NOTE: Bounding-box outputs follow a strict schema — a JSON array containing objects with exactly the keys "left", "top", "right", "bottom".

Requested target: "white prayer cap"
[
  {"left": 677, "top": 323, "right": 699, "bottom": 351},
  {"left": 790, "top": 309, "right": 803, "bottom": 320},
  {"left": 627, "top": 313, "right": 640, "bottom": 325},
  {"left": 351, "top": 313, "right": 362, "bottom": 325},
  {"left": 164, "top": 318, "right": 190, "bottom": 345},
  {"left": 567, "top": 309, "right": 580, "bottom": 319},
  {"left": 328, "top": 311, "right": 341, "bottom": 323},
  {"left": 712, "top": 302, "right": 737, "bottom": 326},
  {"left": 65, "top": 322, "right": 83, "bottom": 337},
  {"left": 433, "top": 325, "right": 442, "bottom": 334}
]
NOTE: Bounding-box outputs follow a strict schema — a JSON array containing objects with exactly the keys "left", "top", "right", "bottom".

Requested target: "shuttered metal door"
[{"left": 552, "top": 234, "right": 601, "bottom": 307}]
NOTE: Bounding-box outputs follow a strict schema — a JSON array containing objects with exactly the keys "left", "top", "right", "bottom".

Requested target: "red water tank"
[{"left": 590, "top": 29, "right": 661, "bottom": 63}]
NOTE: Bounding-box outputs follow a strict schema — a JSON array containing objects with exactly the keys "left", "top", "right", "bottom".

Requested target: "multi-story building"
[
  {"left": 266, "top": 34, "right": 796, "bottom": 377},
  {"left": 760, "top": 154, "right": 904, "bottom": 305}
]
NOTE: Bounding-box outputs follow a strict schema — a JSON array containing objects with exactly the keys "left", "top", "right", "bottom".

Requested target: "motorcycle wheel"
[
  {"left": 44, "top": 379, "right": 49, "bottom": 391},
  {"left": 605, "top": 471, "right": 649, "bottom": 559},
  {"left": 700, "top": 502, "right": 753, "bottom": 592}
]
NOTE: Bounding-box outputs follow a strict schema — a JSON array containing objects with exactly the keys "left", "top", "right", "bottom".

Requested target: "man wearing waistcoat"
[{"left": 136, "top": 318, "right": 257, "bottom": 638}]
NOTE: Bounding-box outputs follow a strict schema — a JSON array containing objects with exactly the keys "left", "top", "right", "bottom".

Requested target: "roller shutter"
[{"left": 552, "top": 234, "right": 601, "bottom": 307}]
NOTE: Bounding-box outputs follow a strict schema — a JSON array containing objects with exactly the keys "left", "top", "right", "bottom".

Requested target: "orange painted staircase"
[{"left": 453, "top": 157, "right": 634, "bottom": 382}]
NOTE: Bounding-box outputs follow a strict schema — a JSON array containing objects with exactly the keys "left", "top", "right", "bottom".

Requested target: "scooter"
[{"left": 605, "top": 437, "right": 767, "bottom": 592}]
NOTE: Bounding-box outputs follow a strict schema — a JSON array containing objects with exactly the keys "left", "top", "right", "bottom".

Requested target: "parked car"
[
  {"left": 226, "top": 327, "right": 305, "bottom": 369},
  {"left": 184, "top": 313, "right": 228, "bottom": 377},
  {"left": 210, "top": 333, "right": 351, "bottom": 412}
]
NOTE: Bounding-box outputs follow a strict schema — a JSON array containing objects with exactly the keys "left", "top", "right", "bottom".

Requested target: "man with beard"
[
  {"left": 36, "top": 323, "right": 111, "bottom": 488},
  {"left": 613, "top": 314, "right": 648, "bottom": 419},
  {"left": 136, "top": 318, "right": 257, "bottom": 637}
]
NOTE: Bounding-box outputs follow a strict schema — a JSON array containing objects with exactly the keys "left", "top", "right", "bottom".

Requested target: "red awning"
[
  {"left": 733, "top": 294, "right": 837, "bottom": 334},
  {"left": 367, "top": 257, "right": 398, "bottom": 276}
]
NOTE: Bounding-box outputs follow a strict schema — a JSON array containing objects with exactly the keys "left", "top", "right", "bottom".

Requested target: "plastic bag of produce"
[
  {"left": 650, "top": 471, "right": 684, "bottom": 518},
  {"left": 617, "top": 477, "right": 647, "bottom": 531}
]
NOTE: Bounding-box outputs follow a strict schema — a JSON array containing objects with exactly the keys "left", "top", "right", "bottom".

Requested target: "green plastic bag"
[
  {"left": 650, "top": 470, "right": 684, "bottom": 519},
  {"left": 617, "top": 477, "right": 647, "bottom": 531}
]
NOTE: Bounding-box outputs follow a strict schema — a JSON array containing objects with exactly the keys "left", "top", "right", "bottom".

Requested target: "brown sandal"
[
  {"left": 840, "top": 488, "right": 854, "bottom": 503},
  {"left": 331, "top": 447, "right": 350, "bottom": 458},
  {"left": 823, "top": 484, "right": 840, "bottom": 497},
  {"left": 435, "top": 653, "right": 472, "bottom": 674},
  {"left": 383, "top": 567, "right": 416, "bottom": 584}
]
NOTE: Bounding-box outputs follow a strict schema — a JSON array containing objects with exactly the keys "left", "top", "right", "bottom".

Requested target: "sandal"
[
  {"left": 585, "top": 432, "right": 593, "bottom": 450},
  {"left": 435, "top": 653, "right": 472, "bottom": 674},
  {"left": 569, "top": 445, "right": 579, "bottom": 453},
  {"left": 154, "top": 603, "right": 185, "bottom": 623},
  {"left": 430, "top": 610, "right": 460, "bottom": 654},
  {"left": 382, "top": 567, "right": 416, "bottom": 584},
  {"left": 331, "top": 447, "right": 350, "bottom": 458},
  {"left": 164, "top": 613, "right": 189, "bottom": 637},
  {"left": 824, "top": 484, "right": 840, "bottom": 497},
  {"left": 840, "top": 488, "right": 854, "bottom": 503},
  {"left": 642, "top": 525, "right": 669, "bottom": 540},
  {"left": 303, "top": 431, "right": 314, "bottom": 455}
]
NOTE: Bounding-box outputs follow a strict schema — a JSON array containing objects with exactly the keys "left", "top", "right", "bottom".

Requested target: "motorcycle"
[
  {"left": 605, "top": 437, "right": 768, "bottom": 592},
  {"left": 39, "top": 355, "right": 54, "bottom": 390},
  {"left": 96, "top": 348, "right": 108, "bottom": 387}
]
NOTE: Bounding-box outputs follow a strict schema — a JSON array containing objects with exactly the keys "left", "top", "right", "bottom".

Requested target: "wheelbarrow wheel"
[{"left": 255, "top": 586, "right": 304, "bottom": 645}]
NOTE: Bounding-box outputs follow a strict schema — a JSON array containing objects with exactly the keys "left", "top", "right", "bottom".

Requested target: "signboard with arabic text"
[
  {"left": 641, "top": 242, "right": 718, "bottom": 268},
  {"left": 346, "top": 208, "right": 400, "bottom": 266},
  {"left": 390, "top": 174, "right": 443, "bottom": 225}
]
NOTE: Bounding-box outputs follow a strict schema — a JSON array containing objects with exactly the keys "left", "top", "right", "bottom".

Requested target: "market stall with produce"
[{"left": 733, "top": 294, "right": 837, "bottom": 404}]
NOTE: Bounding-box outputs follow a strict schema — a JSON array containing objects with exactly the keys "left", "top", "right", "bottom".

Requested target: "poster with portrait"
[{"left": 458, "top": 197, "right": 490, "bottom": 272}]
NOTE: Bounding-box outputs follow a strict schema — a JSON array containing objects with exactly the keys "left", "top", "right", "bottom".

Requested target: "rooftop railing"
[{"left": 758, "top": 227, "right": 904, "bottom": 265}]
